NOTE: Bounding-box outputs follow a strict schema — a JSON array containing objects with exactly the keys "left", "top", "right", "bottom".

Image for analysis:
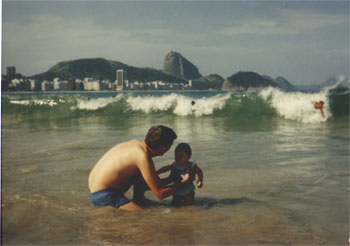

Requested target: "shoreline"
[{"left": 1, "top": 89, "right": 224, "bottom": 95}]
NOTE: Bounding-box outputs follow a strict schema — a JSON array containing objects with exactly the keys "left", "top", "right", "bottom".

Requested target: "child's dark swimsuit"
[
  {"left": 174, "top": 161, "right": 196, "bottom": 196},
  {"left": 89, "top": 188, "right": 130, "bottom": 208}
]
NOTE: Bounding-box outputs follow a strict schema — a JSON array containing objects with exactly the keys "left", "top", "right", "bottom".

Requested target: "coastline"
[{"left": 1, "top": 89, "right": 224, "bottom": 95}]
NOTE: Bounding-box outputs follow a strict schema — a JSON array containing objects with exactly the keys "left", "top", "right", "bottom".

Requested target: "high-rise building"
[
  {"left": 116, "top": 69, "right": 127, "bottom": 91},
  {"left": 189, "top": 80, "right": 192, "bottom": 88},
  {"left": 7, "top": 66, "right": 16, "bottom": 78},
  {"left": 68, "top": 78, "right": 76, "bottom": 91}
]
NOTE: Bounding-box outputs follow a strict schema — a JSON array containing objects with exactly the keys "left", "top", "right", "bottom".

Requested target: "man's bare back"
[
  {"left": 89, "top": 140, "right": 147, "bottom": 193},
  {"left": 88, "top": 126, "right": 179, "bottom": 211}
]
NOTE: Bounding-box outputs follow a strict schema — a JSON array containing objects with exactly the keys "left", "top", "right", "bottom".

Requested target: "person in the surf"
[{"left": 312, "top": 101, "right": 325, "bottom": 117}]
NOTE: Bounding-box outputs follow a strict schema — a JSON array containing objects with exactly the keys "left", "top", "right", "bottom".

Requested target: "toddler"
[{"left": 157, "top": 143, "right": 203, "bottom": 205}]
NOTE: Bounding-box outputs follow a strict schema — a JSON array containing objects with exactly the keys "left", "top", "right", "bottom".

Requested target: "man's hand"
[{"left": 197, "top": 180, "right": 203, "bottom": 188}]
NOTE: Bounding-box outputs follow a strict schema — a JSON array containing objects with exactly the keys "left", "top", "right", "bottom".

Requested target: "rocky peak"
[{"left": 163, "top": 51, "right": 202, "bottom": 80}]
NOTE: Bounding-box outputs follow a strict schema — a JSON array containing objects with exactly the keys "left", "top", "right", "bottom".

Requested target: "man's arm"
[{"left": 138, "top": 156, "right": 179, "bottom": 200}]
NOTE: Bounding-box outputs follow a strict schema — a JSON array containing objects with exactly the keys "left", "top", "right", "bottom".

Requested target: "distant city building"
[
  {"left": 189, "top": 80, "right": 192, "bottom": 88},
  {"left": 7, "top": 66, "right": 16, "bottom": 78},
  {"left": 2, "top": 64, "right": 194, "bottom": 92},
  {"left": 29, "top": 79, "right": 41, "bottom": 91},
  {"left": 130, "top": 81, "right": 140, "bottom": 90},
  {"left": 101, "top": 80, "right": 113, "bottom": 90},
  {"left": 56, "top": 80, "right": 71, "bottom": 91},
  {"left": 11, "top": 78, "right": 22, "bottom": 85},
  {"left": 68, "top": 78, "right": 76, "bottom": 90},
  {"left": 152, "top": 81, "right": 158, "bottom": 89},
  {"left": 83, "top": 78, "right": 100, "bottom": 91},
  {"left": 53, "top": 78, "right": 61, "bottom": 90},
  {"left": 84, "top": 77, "right": 94, "bottom": 82},
  {"left": 75, "top": 79, "right": 84, "bottom": 91},
  {"left": 41, "top": 81, "right": 54, "bottom": 91},
  {"left": 124, "top": 80, "right": 129, "bottom": 88},
  {"left": 116, "top": 69, "right": 127, "bottom": 91}
]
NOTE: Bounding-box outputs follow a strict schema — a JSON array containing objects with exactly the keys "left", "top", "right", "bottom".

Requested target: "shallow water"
[{"left": 2, "top": 90, "right": 349, "bottom": 245}]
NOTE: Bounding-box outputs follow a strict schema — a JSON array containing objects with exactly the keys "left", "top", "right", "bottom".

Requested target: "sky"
[{"left": 1, "top": 0, "right": 349, "bottom": 85}]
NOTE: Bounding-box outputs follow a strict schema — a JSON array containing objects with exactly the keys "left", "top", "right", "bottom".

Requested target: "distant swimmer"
[
  {"left": 313, "top": 101, "right": 325, "bottom": 117},
  {"left": 191, "top": 101, "right": 195, "bottom": 106}
]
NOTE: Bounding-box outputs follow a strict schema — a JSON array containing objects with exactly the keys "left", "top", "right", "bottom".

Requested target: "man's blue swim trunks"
[{"left": 89, "top": 188, "right": 130, "bottom": 208}]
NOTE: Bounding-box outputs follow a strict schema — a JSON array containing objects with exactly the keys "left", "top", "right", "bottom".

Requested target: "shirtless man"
[
  {"left": 313, "top": 101, "right": 325, "bottom": 117},
  {"left": 88, "top": 125, "right": 181, "bottom": 211}
]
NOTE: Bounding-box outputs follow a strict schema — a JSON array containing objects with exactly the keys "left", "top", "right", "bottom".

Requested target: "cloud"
[
  {"left": 217, "top": 9, "right": 348, "bottom": 36},
  {"left": 2, "top": 13, "right": 219, "bottom": 66},
  {"left": 2, "top": 4, "right": 348, "bottom": 83},
  {"left": 2, "top": 14, "right": 211, "bottom": 74},
  {"left": 3, "top": 14, "right": 209, "bottom": 50}
]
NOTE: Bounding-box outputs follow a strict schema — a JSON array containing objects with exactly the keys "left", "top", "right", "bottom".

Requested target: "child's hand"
[
  {"left": 197, "top": 180, "right": 203, "bottom": 188},
  {"left": 182, "top": 173, "right": 190, "bottom": 183}
]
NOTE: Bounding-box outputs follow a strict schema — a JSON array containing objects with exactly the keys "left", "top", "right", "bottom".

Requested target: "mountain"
[
  {"left": 30, "top": 58, "right": 186, "bottom": 83},
  {"left": 222, "top": 71, "right": 280, "bottom": 90},
  {"left": 274, "top": 77, "right": 298, "bottom": 92},
  {"left": 163, "top": 51, "right": 202, "bottom": 80},
  {"left": 192, "top": 74, "right": 224, "bottom": 90},
  {"left": 263, "top": 75, "right": 297, "bottom": 92}
]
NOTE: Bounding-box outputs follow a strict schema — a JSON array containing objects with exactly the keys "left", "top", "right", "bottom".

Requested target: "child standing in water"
[{"left": 157, "top": 143, "right": 203, "bottom": 206}]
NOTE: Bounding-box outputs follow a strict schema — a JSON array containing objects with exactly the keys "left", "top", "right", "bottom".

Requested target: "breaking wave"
[{"left": 2, "top": 88, "right": 349, "bottom": 124}]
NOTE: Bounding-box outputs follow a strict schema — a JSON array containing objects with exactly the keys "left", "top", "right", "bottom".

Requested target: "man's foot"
[{"left": 119, "top": 201, "right": 143, "bottom": 211}]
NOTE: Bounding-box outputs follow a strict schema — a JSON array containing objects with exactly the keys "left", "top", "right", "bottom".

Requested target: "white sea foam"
[
  {"left": 174, "top": 93, "right": 230, "bottom": 116},
  {"left": 126, "top": 93, "right": 231, "bottom": 116},
  {"left": 321, "top": 74, "right": 348, "bottom": 92},
  {"left": 10, "top": 99, "right": 58, "bottom": 106},
  {"left": 126, "top": 94, "right": 177, "bottom": 113},
  {"left": 75, "top": 94, "right": 123, "bottom": 111},
  {"left": 260, "top": 87, "right": 330, "bottom": 123}
]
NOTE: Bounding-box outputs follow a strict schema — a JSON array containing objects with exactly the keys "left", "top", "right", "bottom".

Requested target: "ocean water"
[{"left": 1, "top": 87, "right": 349, "bottom": 245}]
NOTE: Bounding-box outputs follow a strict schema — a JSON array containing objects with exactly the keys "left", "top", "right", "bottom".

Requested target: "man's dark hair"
[
  {"left": 175, "top": 143, "right": 192, "bottom": 156},
  {"left": 145, "top": 125, "right": 177, "bottom": 150}
]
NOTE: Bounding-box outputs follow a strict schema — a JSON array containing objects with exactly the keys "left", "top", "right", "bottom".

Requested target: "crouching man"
[{"left": 88, "top": 125, "right": 182, "bottom": 211}]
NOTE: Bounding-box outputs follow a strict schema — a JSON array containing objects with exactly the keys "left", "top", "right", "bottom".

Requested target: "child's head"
[{"left": 175, "top": 143, "right": 192, "bottom": 166}]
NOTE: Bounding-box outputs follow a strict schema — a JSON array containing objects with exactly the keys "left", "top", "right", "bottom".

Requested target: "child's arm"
[
  {"left": 194, "top": 164, "right": 203, "bottom": 188},
  {"left": 156, "top": 162, "right": 174, "bottom": 174}
]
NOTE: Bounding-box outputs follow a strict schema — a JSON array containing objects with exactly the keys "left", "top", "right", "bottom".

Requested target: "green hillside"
[
  {"left": 223, "top": 71, "right": 280, "bottom": 90},
  {"left": 30, "top": 58, "right": 186, "bottom": 83},
  {"left": 193, "top": 74, "right": 224, "bottom": 90}
]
